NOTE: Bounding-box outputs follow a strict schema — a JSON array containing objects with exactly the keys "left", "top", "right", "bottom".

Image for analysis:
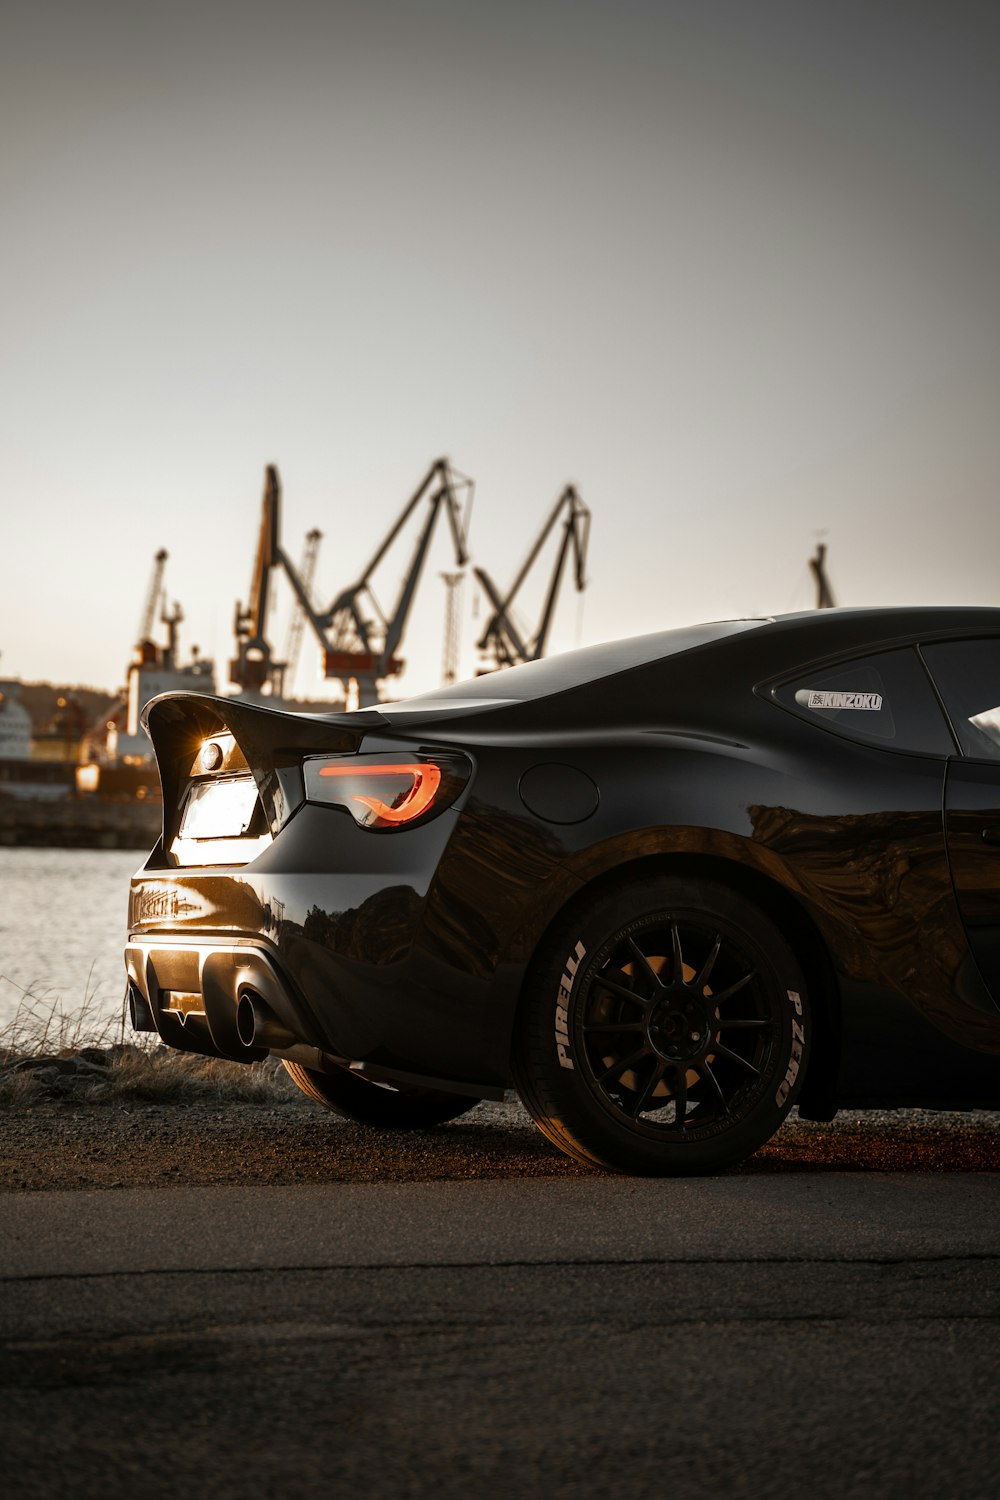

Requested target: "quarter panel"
[
  {"left": 529, "top": 733, "right": 1000, "bottom": 1066},
  {"left": 128, "top": 796, "right": 557, "bottom": 1091}
]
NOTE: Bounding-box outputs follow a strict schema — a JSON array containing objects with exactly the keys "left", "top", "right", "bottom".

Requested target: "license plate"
[{"left": 179, "top": 778, "right": 259, "bottom": 839}]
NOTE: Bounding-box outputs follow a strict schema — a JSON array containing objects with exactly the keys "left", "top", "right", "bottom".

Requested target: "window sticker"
[
  {"left": 772, "top": 647, "right": 956, "bottom": 754},
  {"left": 797, "top": 689, "right": 883, "bottom": 712}
]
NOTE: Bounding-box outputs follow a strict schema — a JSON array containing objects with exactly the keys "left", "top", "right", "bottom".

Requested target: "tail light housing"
[{"left": 302, "top": 751, "right": 471, "bottom": 830}]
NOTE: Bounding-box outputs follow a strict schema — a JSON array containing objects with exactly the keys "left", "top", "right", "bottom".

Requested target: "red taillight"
[
  {"left": 303, "top": 754, "right": 468, "bottom": 830},
  {"left": 316, "top": 762, "right": 441, "bottom": 825}
]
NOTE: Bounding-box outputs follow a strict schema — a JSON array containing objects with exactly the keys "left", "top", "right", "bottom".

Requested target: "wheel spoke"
[
  {"left": 583, "top": 1020, "right": 646, "bottom": 1034},
  {"left": 626, "top": 938, "right": 664, "bottom": 993},
  {"left": 593, "top": 969, "right": 649, "bottom": 1008},
  {"left": 672, "top": 1068, "right": 688, "bottom": 1128},
  {"left": 713, "top": 1041, "right": 761, "bottom": 1076},
  {"left": 693, "top": 1058, "right": 730, "bottom": 1115},
  {"left": 629, "top": 1058, "right": 668, "bottom": 1117},
  {"left": 693, "top": 933, "right": 722, "bottom": 993},
  {"left": 716, "top": 1017, "right": 770, "bottom": 1030},
  {"left": 596, "top": 1047, "right": 649, "bottom": 1085},
  {"left": 669, "top": 921, "right": 684, "bottom": 985},
  {"left": 711, "top": 970, "right": 756, "bottom": 1004}
]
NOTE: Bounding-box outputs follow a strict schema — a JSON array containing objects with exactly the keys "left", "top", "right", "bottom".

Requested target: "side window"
[
  {"left": 771, "top": 647, "right": 954, "bottom": 755},
  {"left": 921, "top": 638, "right": 1000, "bottom": 762}
]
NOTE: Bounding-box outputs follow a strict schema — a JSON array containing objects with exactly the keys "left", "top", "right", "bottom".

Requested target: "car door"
[{"left": 922, "top": 637, "right": 1000, "bottom": 1008}]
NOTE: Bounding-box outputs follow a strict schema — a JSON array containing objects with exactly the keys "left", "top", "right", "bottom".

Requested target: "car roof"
[
  {"left": 764, "top": 604, "right": 1000, "bottom": 633},
  {"left": 750, "top": 605, "right": 1000, "bottom": 660},
  {"left": 360, "top": 605, "right": 1000, "bottom": 727}
]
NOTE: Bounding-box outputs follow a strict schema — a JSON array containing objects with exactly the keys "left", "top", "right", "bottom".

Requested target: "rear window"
[{"left": 921, "top": 638, "right": 1000, "bottom": 761}]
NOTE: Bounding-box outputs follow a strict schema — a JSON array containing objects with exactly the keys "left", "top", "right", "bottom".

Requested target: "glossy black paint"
[
  {"left": 944, "top": 760, "right": 1000, "bottom": 998},
  {"left": 126, "top": 606, "right": 1000, "bottom": 1114}
]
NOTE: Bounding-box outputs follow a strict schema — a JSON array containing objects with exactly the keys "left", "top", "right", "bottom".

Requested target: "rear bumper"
[
  {"left": 125, "top": 937, "right": 323, "bottom": 1061},
  {"left": 125, "top": 795, "right": 581, "bottom": 1095},
  {"left": 124, "top": 933, "right": 509, "bottom": 1097},
  {"left": 124, "top": 809, "right": 527, "bottom": 1093},
  {"left": 125, "top": 905, "right": 521, "bottom": 1095}
]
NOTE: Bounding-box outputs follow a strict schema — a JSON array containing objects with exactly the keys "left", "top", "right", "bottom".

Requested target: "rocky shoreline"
[{"left": 0, "top": 796, "right": 160, "bottom": 849}]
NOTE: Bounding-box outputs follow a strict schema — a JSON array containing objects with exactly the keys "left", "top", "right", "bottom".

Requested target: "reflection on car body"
[{"left": 125, "top": 607, "right": 1000, "bottom": 1173}]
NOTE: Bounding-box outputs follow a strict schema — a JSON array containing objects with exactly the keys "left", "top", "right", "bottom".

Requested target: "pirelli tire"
[
  {"left": 281, "top": 1059, "right": 480, "bottom": 1128},
  {"left": 512, "top": 875, "right": 810, "bottom": 1175}
]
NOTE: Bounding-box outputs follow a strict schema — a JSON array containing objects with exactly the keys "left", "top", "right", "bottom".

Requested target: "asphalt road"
[{"left": 2, "top": 1175, "right": 999, "bottom": 1500}]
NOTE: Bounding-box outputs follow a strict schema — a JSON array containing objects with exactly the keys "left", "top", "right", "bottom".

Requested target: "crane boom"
[
  {"left": 246, "top": 465, "right": 280, "bottom": 642},
  {"left": 384, "top": 464, "right": 470, "bottom": 659},
  {"left": 137, "top": 549, "right": 168, "bottom": 650},
  {"left": 230, "top": 466, "right": 286, "bottom": 694},
  {"left": 238, "top": 459, "right": 475, "bottom": 707},
  {"left": 293, "top": 458, "right": 473, "bottom": 704},
  {"left": 475, "top": 484, "right": 590, "bottom": 670}
]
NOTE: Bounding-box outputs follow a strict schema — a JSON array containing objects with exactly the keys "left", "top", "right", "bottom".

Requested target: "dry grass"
[
  {"left": 0, "top": 980, "right": 293, "bottom": 1108},
  {"left": 92, "top": 1046, "right": 291, "bottom": 1104},
  {"left": 0, "top": 973, "right": 130, "bottom": 1057},
  {"left": 0, "top": 1066, "right": 50, "bottom": 1108}
]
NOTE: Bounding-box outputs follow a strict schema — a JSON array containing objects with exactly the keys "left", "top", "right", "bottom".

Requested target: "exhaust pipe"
[
  {"left": 236, "top": 991, "right": 295, "bottom": 1051},
  {"left": 127, "top": 982, "right": 156, "bottom": 1033}
]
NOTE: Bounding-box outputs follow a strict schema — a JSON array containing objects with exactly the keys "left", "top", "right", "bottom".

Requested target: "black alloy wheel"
[
  {"left": 513, "top": 875, "right": 809, "bottom": 1174},
  {"left": 282, "top": 1059, "right": 480, "bottom": 1128}
]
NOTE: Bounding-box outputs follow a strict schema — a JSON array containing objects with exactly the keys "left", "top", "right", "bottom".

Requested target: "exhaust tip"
[
  {"left": 236, "top": 993, "right": 258, "bottom": 1048},
  {"left": 236, "top": 991, "right": 295, "bottom": 1051},
  {"left": 127, "top": 982, "right": 156, "bottom": 1033}
]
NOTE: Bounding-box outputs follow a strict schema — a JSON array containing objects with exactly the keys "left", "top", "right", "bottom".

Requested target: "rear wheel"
[
  {"left": 513, "top": 875, "right": 809, "bottom": 1175},
  {"left": 281, "top": 1058, "right": 480, "bottom": 1128}
]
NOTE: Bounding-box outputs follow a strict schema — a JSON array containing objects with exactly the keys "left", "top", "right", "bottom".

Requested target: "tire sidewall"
[{"left": 517, "top": 876, "right": 809, "bottom": 1174}]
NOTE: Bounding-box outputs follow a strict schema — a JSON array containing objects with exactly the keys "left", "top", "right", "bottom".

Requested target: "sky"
[{"left": 2, "top": 0, "right": 998, "bottom": 704}]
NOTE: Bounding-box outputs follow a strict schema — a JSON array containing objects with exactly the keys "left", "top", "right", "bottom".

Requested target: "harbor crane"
[
  {"left": 475, "top": 484, "right": 590, "bottom": 670},
  {"left": 230, "top": 460, "right": 473, "bottom": 706},
  {"left": 135, "top": 549, "right": 168, "bottom": 665},
  {"left": 312, "top": 458, "right": 472, "bottom": 705},
  {"left": 809, "top": 541, "right": 836, "bottom": 609},
  {"left": 230, "top": 466, "right": 287, "bottom": 696}
]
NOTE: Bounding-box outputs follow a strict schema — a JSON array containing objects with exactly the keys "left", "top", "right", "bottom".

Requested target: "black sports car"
[{"left": 124, "top": 607, "right": 1000, "bottom": 1174}]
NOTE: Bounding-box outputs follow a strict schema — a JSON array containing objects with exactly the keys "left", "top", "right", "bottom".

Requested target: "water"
[{"left": 0, "top": 847, "right": 147, "bottom": 1041}]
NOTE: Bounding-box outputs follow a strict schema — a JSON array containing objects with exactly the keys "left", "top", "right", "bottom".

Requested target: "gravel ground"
[{"left": 2, "top": 1081, "right": 998, "bottom": 1190}]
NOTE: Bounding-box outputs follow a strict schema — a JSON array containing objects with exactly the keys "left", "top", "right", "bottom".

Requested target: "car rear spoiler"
[{"left": 142, "top": 691, "right": 380, "bottom": 850}]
